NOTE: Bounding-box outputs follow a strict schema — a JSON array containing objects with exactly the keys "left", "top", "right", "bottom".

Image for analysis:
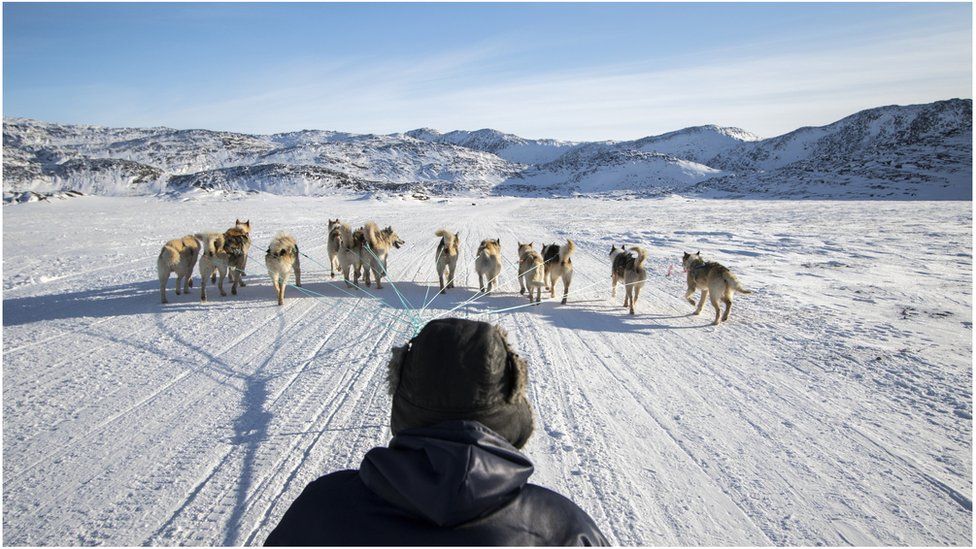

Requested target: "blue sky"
[{"left": 3, "top": 2, "right": 972, "bottom": 140}]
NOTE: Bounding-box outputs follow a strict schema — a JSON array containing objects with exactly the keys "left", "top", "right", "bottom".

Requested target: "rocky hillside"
[{"left": 3, "top": 99, "right": 971, "bottom": 201}]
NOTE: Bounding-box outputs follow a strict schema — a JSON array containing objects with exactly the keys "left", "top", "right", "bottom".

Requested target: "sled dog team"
[{"left": 158, "top": 219, "right": 751, "bottom": 324}]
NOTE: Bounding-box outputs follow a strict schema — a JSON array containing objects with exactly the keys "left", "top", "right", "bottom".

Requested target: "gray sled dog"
[
  {"left": 682, "top": 251, "right": 752, "bottom": 325},
  {"left": 327, "top": 218, "right": 342, "bottom": 278},
  {"left": 233, "top": 219, "right": 251, "bottom": 286},
  {"left": 541, "top": 240, "right": 575, "bottom": 304},
  {"left": 223, "top": 227, "right": 251, "bottom": 296},
  {"left": 359, "top": 221, "right": 404, "bottom": 289},
  {"left": 517, "top": 242, "right": 546, "bottom": 303},
  {"left": 211, "top": 219, "right": 252, "bottom": 284},
  {"left": 196, "top": 232, "right": 230, "bottom": 301},
  {"left": 610, "top": 245, "right": 647, "bottom": 315},
  {"left": 157, "top": 235, "right": 200, "bottom": 303},
  {"left": 265, "top": 232, "right": 302, "bottom": 306},
  {"left": 475, "top": 239, "right": 503, "bottom": 293},
  {"left": 434, "top": 229, "right": 460, "bottom": 293}
]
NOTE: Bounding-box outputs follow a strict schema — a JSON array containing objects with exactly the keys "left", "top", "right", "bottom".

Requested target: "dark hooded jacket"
[{"left": 264, "top": 421, "right": 608, "bottom": 546}]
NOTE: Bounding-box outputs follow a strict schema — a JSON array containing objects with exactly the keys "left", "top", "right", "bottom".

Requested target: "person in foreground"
[{"left": 265, "top": 317, "right": 608, "bottom": 546}]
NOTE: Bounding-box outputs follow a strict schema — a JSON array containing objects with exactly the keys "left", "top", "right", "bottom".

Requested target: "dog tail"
[
  {"left": 560, "top": 239, "right": 576, "bottom": 262},
  {"left": 269, "top": 232, "right": 297, "bottom": 257},
  {"left": 724, "top": 271, "right": 753, "bottom": 294},
  {"left": 632, "top": 246, "right": 648, "bottom": 266},
  {"left": 364, "top": 221, "right": 381, "bottom": 248},
  {"left": 434, "top": 228, "right": 455, "bottom": 246}
]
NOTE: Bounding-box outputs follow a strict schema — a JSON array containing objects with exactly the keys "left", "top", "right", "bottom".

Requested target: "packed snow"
[{"left": 2, "top": 193, "right": 971, "bottom": 545}]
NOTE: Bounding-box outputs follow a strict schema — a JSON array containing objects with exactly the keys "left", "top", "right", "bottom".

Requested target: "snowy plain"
[{"left": 2, "top": 194, "right": 972, "bottom": 545}]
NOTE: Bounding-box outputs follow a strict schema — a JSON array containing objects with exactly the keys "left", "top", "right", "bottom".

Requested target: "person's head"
[{"left": 386, "top": 318, "right": 534, "bottom": 448}]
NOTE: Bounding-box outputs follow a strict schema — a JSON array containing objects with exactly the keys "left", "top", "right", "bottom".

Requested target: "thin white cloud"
[{"left": 87, "top": 17, "right": 970, "bottom": 140}]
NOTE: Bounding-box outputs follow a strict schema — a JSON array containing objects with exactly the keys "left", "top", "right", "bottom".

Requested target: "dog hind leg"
[
  {"left": 561, "top": 272, "right": 571, "bottom": 304},
  {"left": 694, "top": 289, "right": 708, "bottom": 315},
  {"left": 722, "top": 294, "right": 733, "bottom": 322},
  {"left": 710, "top": 293, "right": 722, "bottom": 325}
]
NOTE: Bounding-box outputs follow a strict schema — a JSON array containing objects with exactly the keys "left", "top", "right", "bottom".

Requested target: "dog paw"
[{"left": 561, "top": 299, "right": 567, "bottom": 305}]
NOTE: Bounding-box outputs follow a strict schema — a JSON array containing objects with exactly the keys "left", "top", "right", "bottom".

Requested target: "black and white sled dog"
[
  {"left": 358, "top": 221, "right": 404, "bottom": 289},
  {"left": 435, "top": 229, "right": 460, "bottom": 293},
  {"left": 157, "top": 235, "right": 200, "bottom": 303},
  {"left": 610, "top": 244, "right": 648, "bottom": 315},
  {"left": 541, "top": 240, "right": 575, "bottom": 304},
  {"left": 265, "top": 232, "right": 302, "bottom": 306},
  {"left": 517, "top": 242, "right": 546, "bottom": 303},
  {"left": 682, "top": 251, "right": 752, "bottom": 325}
]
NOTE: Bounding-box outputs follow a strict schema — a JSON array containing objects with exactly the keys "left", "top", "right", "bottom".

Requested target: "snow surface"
[{"left": 2, "top": 194, "right": 972, "bottom": 545}]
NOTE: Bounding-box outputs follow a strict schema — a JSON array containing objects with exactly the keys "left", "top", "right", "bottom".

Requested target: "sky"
[{"left": 3, "top": 2, "right": 972, "bottom": 140}]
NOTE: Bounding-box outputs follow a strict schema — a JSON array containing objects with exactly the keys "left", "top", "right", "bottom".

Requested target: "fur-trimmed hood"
[{"left": 386, "top": 318, "right": 533, "bottom": 449}]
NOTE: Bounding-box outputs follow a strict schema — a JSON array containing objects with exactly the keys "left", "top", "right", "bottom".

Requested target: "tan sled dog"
[
  {"left": 333, "top": 221, "right": 363, "bottom": 287},
  {"left": 157, "top": 235, "right": 200, "bottom": 303},
  {"left": 327, "top": 219, "right": 342, "bottom": 278},
  {"left": 196, "top": 232, "right": 229, "bottom": 301},
  {"left": 360, "top": 221, "right": 404, "bottom": 289},
  {"left": 475, "top": 239, "right": 503, "bottom": 293},
  {"left": 610, "top": 245, "right": 647, "bottom": 314},
  {"left": 265, "top": 232, "right": 302, "bottom": 306},
  {"left": 682, "top": 251, "right": 752, "bottom": 325},
  {"left": 542, "top": 240, "right": 575, "bottom": 304},
  {"left": 223, "top": 227, "right": 251, "bottom": 296},
  {"left": 517, "top": 243, "right": 546, "bottom": 303},
  {"left": 435, "top": 229, "right": 460, "bottom": 293}
]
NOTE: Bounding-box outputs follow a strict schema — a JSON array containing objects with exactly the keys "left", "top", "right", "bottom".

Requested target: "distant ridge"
[{"left": 3, "top": 98, "right": 971, "bottom": 201}]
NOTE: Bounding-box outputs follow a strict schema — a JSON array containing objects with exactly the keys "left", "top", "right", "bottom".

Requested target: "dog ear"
[
  {"left": 386, "top": 343, "right": 410, "bottom": 396},
  {"left": 696, "top": 250, "right": 700, "bottom": 256}
]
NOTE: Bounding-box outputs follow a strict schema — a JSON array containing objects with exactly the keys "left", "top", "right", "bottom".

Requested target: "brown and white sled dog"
[
  {"left": 475, "top": 239, "right": 503, "bottom": 293},
  {"left": 682, "top": 251, "right": 752, "bottom": 325},
  {"left": 435, "top": 229, "right": 460, "bottom": 293},
  {"left": 610, "top": 245, "right": 647, "bottom": 314},
  {"left": 157, "top": 235, "right": 200, "bottom": 303},
  {"left": 327, "top": 219, "right": 342, "bottom": 278},
  {"left": 517, "top": 242, "right": 545, "bottom": 303},
  {"left": 265, "top": 232, "right": 302, "bottom": 306},
  {"left": 223, "top": 227, "right": 251, "bottom": 296},
  {"left": 196, "top": 232, "right": 230, "bottom": 301},
  {"left": 359, "top": 221, "right": 404, "bottom": 289},
  {"left": 541, "top": 240, "right": 575, "bottom": 304}
]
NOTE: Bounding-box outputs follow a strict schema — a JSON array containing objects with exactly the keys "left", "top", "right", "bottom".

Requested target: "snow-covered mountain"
[
  {"left": 405, "top": 127, "right": 583, "bottom": 165},
  {"left": 3, "top": 98, "right": 971, "bottom": 201}
]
